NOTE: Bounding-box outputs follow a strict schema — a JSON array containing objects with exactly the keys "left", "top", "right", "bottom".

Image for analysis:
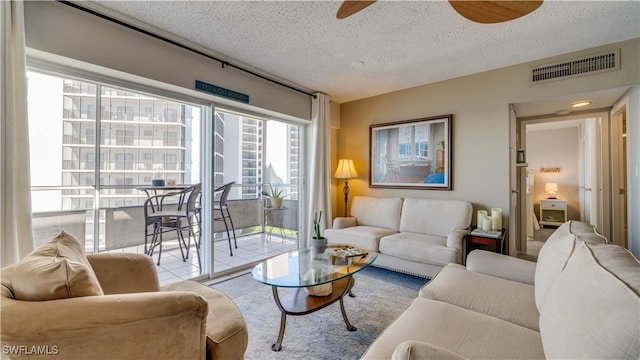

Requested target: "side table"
[
  {"left": 539, "top": 199, "right": 567, "bottom": 227},
  {"left": 264, "top": 207, "right": 287, "bottom": 243},
  {"left": 463, "top": 227, "right": 507, "bottom": 265}
]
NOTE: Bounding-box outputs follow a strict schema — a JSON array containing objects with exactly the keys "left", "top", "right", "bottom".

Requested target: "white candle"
[
  {"left": 477, "top": 210, "right": 488, "bottom": 229},
  {"left": 482, "top": 216, "right": 492, "bottom": 231},
  {"left": 491, "top": 208, "right": 502, "bottom": 231}
]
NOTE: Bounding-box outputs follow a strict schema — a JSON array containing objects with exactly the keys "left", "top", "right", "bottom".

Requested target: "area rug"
[{"left": 211, "top": 266, "right": 429, "bottom": 360}]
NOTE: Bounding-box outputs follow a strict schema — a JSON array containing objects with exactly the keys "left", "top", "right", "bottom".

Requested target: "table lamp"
[
  {"left": 545, "top": 182, "right": 558, "bottom": 199},
  {"left": 334, "top": 159, "right": 358, "bottom": 217}
]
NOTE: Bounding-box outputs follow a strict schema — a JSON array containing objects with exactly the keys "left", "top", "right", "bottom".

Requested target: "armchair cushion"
[{"left": 10, "top": 231, "right": 103, "bottom": 301}]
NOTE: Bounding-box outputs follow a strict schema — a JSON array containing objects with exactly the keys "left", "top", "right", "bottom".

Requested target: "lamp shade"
[
  {"left": 334, "top": 159, "right": 358, "bottom": 179},
  {"left": 545, "top": 182, "right": 558, "bottom": 198}
]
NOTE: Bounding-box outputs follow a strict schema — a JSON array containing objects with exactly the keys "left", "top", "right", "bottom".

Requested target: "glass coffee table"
[{"left": 251, "top": 244, "right": 377, "bottom": 351}]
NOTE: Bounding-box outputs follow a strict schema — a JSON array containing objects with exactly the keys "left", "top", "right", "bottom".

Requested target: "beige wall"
[
  {"left": 337, "top": 38, "right": 640, "bottom": 227},
  {"left": 24, "top": 1, "right": 311, "bottom": 122},
  {"left": 527, "top": 127, "right": 580, "bottom": 221}
]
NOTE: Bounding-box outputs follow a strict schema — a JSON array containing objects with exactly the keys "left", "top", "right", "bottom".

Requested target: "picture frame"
[{"left": 369, "top": 114, "right": 453, "bottom": 190}]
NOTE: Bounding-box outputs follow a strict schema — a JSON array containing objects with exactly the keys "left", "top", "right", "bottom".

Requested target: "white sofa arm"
[
  {"left": 392, "top": 341, "right": 467, "bottom": 360},
  {"left": 332, "top": 217, "right": 357, "bottom": 229},
  {"left": 466, "top": 250, "right": 536, "bottom": 285},
  {"left": 446, "top": 230, "right": 467, "bottom": 249}
]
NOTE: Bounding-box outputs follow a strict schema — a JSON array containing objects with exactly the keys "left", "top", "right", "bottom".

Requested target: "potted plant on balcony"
[{"left": 262, "top": 184, "right": 287, "bottom": 209}]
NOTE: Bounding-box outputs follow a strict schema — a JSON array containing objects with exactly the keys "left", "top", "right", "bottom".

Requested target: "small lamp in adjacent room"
[
  {"left": 545, "top": 182, "right": 558, "bottom": 199},
  {"left": 334, "top": 159, "right": 358, "bottom": 217}
]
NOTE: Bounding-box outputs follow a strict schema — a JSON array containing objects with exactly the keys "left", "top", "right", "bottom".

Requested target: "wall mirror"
[{"left": 370, "top": 114, "right": 452, "bottom": 190}]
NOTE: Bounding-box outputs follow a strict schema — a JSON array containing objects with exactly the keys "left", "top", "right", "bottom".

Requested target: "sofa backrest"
[
  {"left": 399, "top": 198, "right": 472, "bottom": 237},
  {"left": 539, "top": 241, "right": 639, "bottom": 359},
  {"left": 534, "top": 220, "right": 608, "bottom": 311},
  {"left": 351, "top": 196, "right": 403, "bottom": 231}
]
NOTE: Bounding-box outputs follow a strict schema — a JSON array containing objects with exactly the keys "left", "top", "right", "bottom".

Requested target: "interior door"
[
  {"left": 610, "top": 107, "right": 628, "bottom": 248},
  {"left": 579, "top": 118, "right": 598, "bottom": 226}
]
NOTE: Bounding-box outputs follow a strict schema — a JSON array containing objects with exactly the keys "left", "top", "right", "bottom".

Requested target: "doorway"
[
  {"left": 516, "top": 112, "right": 607, "bottom": 258},
  {"left": 516, "top": 111, "right": 609, "bottom": 259}
]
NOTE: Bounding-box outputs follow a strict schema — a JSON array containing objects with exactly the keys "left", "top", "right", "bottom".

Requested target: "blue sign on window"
[{"left": 195, "top": 80, "right": 249, "bottom": 104}]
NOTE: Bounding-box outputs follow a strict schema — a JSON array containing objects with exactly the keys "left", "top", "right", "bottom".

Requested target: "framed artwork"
[{"left": 369, "top": 114, "right": 452, "bottom": 190}]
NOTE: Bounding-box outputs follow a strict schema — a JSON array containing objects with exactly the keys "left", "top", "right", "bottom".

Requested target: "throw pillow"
[{"left": 11, "top": 231, "right": 104, "bottom": 301}]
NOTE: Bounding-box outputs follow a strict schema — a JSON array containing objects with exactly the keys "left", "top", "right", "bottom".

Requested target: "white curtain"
[
  {"left": 1, "top": 0, "right": 35, "bottom": 266},
  {"left": 305, "top": 93, "right": 332, "bottom": 244}
]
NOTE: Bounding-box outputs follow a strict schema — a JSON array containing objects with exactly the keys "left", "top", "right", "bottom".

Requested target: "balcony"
[{"left": 32, "top": 196, "right": 299, "bottom": 286}]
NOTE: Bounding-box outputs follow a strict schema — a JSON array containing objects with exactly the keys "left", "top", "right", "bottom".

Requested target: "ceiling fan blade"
[
  {"left": 449, "top": 1, "right": 543, "bottom": 24},
  {"left": 336, "top": 1, "right": 377, "bottom": 19}
]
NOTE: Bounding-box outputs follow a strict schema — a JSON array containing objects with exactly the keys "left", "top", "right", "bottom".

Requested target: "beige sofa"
[
  {"left": 325, "top": 196, "right": 473, "bottom": 278},
  {"left": 1, "top": 231, "right": 248, "bottom": 360},
  {"left": 361, "top": 221, "right": 640, "bottom": 359}
]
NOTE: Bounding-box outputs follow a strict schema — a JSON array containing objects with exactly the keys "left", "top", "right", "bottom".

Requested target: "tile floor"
[{"left": 107, "top": 232, "right": 299, "bottom": 286}]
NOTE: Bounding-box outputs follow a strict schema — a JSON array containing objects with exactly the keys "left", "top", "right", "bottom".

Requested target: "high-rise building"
[{"left": 60, "top": 79, "right": 195, "bottom": 208}]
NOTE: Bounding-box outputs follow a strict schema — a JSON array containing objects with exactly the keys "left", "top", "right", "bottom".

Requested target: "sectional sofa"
[
  {"left": 325, "top": 196, "right": 473, "bottom": 278},
  {"left": 361, "top": 221, "right": 640, "bottom": 359}
]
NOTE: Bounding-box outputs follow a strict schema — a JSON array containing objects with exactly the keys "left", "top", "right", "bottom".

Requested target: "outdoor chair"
[
  {"left": 143, "top": 183, "right": 202, "bottom": 270},
  {"left": 214, "top": 182, "right": 238, "bottom": 256}
]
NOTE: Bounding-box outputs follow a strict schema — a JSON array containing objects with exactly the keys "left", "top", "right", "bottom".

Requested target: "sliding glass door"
[
  {"left": 211, "top": 109, "right": 302, "bottom": 275},
  {"left": 26, "top": 67, "right": 306, "bottom": 282},
  {"left": 27, "top": 70, "right": 206, "bottom": 282}
]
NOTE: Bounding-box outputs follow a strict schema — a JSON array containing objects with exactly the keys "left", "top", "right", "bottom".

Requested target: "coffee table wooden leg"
[
  {"left": 272, "top": 311, "right": 286, "bottom": 351},
  {"left": 271, "top": 286, "right": 286, "bottom": 351},
  {"left": 340, "top": 277, "right": 357, "bottom": 331}
]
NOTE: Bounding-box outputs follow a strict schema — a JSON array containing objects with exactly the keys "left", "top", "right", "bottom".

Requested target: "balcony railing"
[{"left": 31, "top": 185, "right": 299, "bottom": 253}]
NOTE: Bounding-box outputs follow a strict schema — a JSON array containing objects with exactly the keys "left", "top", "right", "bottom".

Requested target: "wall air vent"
[{"left": 531, "top": 49, "right": 620, "bottom": 84}]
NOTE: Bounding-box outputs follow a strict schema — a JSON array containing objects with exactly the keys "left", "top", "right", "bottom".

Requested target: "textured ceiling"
[{"left": 79, "top": 1, "right": 639, "bottom": 106}]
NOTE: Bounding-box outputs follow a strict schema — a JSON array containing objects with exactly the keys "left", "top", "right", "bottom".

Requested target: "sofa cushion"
[
  {"left": 351, "top": 196, "right": 403, "bottom": 230},
  {"left": 380, "top": 232, "right": 457, "bottom": 266},
  {"left": 420, "top": 263, "right": 539, "bottom": 331},
  {"left": 361, "top": 298, "right": 544, "bottom": 360},
  {"left": 325, "top": 226, "right": 398, "bottom": 251},
  {"left": 539, "top": 242, "right": 640, "bottom": 359},
  {"left": 399, "top": 198, "right": 472, "bottom": 237},
  {"left": 11, "top": 231, "right": 103, "bottom": 301},
  {"left": 534, "top": 220, "right": 607, "bottom": 311}
]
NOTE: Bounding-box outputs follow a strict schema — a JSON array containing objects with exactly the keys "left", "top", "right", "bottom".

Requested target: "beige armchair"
[{"left": 1, "top": 233, "right": 247, "bottom": 360}]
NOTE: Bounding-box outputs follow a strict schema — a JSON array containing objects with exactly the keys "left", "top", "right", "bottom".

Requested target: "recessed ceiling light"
[
  {"left": 351, "top": 60, "right": 365, "bottom": 68},
  {"left": 571, "top": 100, "right": 592, "bottom": 108}
]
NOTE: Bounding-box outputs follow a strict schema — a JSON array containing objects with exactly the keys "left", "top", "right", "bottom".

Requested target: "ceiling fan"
[{"left": 336, "top": 1, "right": 543, "bottom": 24}]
